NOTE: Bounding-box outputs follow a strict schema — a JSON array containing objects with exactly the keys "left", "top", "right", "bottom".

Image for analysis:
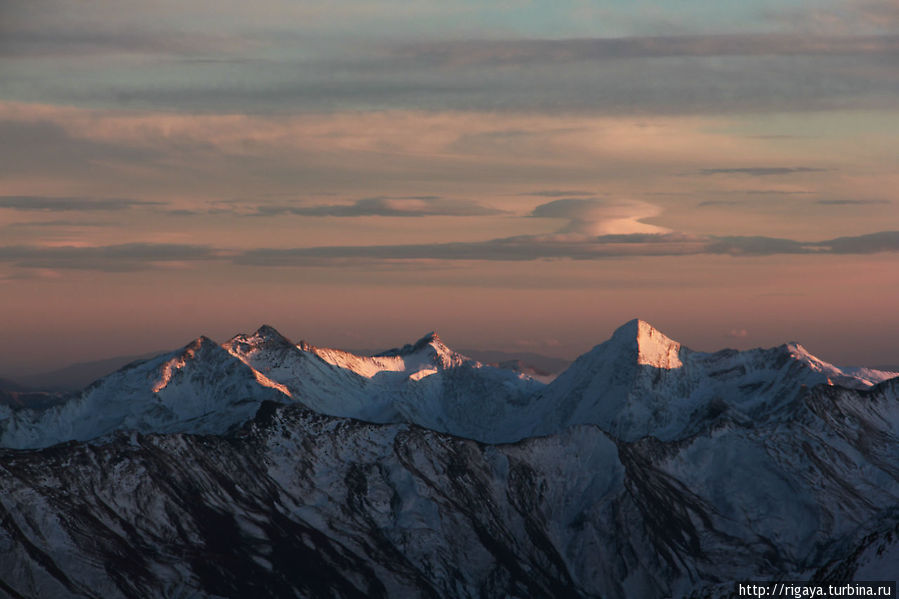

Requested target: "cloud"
[
  {"left": 231, "top": 233, "right": 704, "bottom": 265},
  {"left": 231, "top": 229, "right": 899, "bottom": 266},
  {"left": 523, "top": 190, "right": 596, "bottom": 198},
  {"left": 530, "top": 198, "right": 669, "bottom": 235},
  {"left": 696, "top": 191, "right": 815, "bottom": 207},
  {"left": 739, "top": 190, "right": 814, "bottom": 195},
  {"left": 698, "top": 167, "right": 830, "bottom": 176},
  {"left": 815, "top": 199, "right": 890, "bottom": 205},
  {"left": 824, "top": 230, "right": 899, "bottom": 254},
  {"left": 773, "top": 0, "right": 899, "bottom": 35},
  {"left": 0, "top": 104, "right": 760, "bottom": 201},
  {"left": 391, "top": 34, "right": 899, "bottom": 67},
  {"left": 743, "top": 135, "right": 806, "bottom": 140},
  {"left": 37, "top": 51, "right": 899, "bottom": 115},
  {"left": 0, "top": 196, "right": 164, "bottom": 212},
  {"left": 0, "top": 26, "right": 247, "bottom": 59},
  {"left": 6, "top": 28, "right": 899, "bottom": 115},
  {"left": 696, "top": 200, "right": 743, "bottom": 207},
  {"left": 250, "top": 196, "right": 506, "bottom": 218},
  {"left": 164, "top": 209, "right": 203, "bottom": 217},
  {"left": 703, "top": 236, "right": 808, "bottom": 255},
  {"left": 0, "top": 243, "right": 217, "bottom": 272},
  {"left": 3, "top": 230, "right": 898, "bottom": 272},
  {"left": 0, "top": 119, "right": 160, "bottom": 177},
  {"left": 4, "top": 0, "right": 899, "bottom": 117},
  {"left": 4, "top": 220, "right": 111, "bottom": 228},
  {"left": 0, "top": 269, "right": 62, "bottom": 283}
]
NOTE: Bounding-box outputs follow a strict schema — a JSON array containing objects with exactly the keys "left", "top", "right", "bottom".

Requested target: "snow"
[
  {"left": 0, "top": 337, "right": 289, "bottom": 449},
  {"left": 0, "top": 339, "right": 897, "bottom": 597},
  {"left": 1, "top": 320, "right": 896, "bottom": 449},
  {"left": 309, "top": 332, "right": 471, "bottom": 380},
  {"left": 623, "top": 319, "right": 684, "bottom": 369},
  {"left": 307, "top": 345, "right": 407, "bottom": 378},
  {"left": 525, "top": 319, "right": 899, "bottom": 442}
]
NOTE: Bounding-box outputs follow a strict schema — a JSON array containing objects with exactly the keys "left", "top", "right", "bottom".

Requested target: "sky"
[{"left": 1, "top": 0, "right": 898, "bottom": 374}]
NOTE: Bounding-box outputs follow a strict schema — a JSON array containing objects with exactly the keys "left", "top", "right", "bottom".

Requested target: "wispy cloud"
[
  {"left": 0, "top": 269, "right": 62, "bottom": 283},
  {"left": 0, "top": 243, "right": 216, "bottom": 271},
  {"left": 0, "top": 26, "right": 248, "bottom": 59},
  {"left": 391, "top": 34, "right": 899, "bottom": 67},
  {"left": 0, "top": 196, "right": 164, "bottom": 212},
  {"left": 698, "top": 167, "right": 830, "bottom": 176},
  {"left": 250, "top": 196, "right": 506, "bottom": 217},
  {"left": 738, "top": 190, "right": 815, "bottom": 195},
  {"left": 164, "top": 209, "right": 203, "bottom": 217},
  {"left": 4, "top": 220, "right": 111, "bottom": 228},
  {"left": 232, "top": 233, "right": 707, "bottom": 265},
  {"left": 0, "top": 119, "right": 160, "bottom": 177},
  {"left": 5, "top": 28, "right": 899, "bottom": 115},
  {"left": 815, "top": 198, "right": 890, "bottom": 205},
  {"left": 697, "top": 200, "right": 744, "bottom": 207},
  {"left": 772, "top": 0, "right": 899, "bottom": 35},
  {"left": 3, "top": 231, "right": 898, "bottom": 272},
  {"left": 231, "top": 230, "right": 899, "bottom": 266},
  {"left": 696, "top": 191, "right": 815, "bottom": 207},
  {"left": 697, "top": 191, "right": 891, "bottom": 209},
  {"left": 703, "top": 236, "right": 807, "bottom": 255},
  {"left": 523, "top": 190, "right": 596, "bottom": 198}
]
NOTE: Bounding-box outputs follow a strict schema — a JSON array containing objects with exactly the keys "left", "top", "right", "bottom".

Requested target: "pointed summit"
[
  {"left": 372, "top": 331, "right": 470, "bottom": 370},
  {"left": 412, "top": 331, "right": 442, "bottom": 352},
  {"left": 253, "top": 324, "right": 293, "bottom": 346},
  {"left": 376, "top": 331, "right": 444, "bottom": 357},
  {"left": 183, "top": 335, "right": 215, "bottom": 353},
  {"left": 173, "top": 335, "right": 227, "bottom": 365},
  {"left": 225, "top": 325, "right": 294, "bottom": 354},
  {"left": 609, "top": 319, "right": 683, "bottom": 369}
]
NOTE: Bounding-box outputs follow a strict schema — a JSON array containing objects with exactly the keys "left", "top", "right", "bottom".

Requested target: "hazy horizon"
[
  {"left": 2, "top": 0, "right": 898, "bottom": 373},
  {"left": 4, "top": 317, "right": 898, "bottom": 381}
]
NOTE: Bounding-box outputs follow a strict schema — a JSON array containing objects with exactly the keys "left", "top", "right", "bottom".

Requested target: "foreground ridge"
[{"left": 0, "top": 377, "right": 897, "bottom": 598}]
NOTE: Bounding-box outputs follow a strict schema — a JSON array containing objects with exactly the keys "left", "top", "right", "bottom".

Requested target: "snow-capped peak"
[
  {"left": 609, "top": 318, "right": 684, "bottom": 369},
  {"left": 152, "top": 335, "right": 225, "bottom": 393},
  {"left": 6, "top": 319, "right": 894, "bottom": 452},
  {"left": 376, "top": 331, "right": 443, "bottom": 356},
  {"left": 228, "top": 324, "right": 294, "bottom": 350},
  {"left": 255, "top": 323, "right": 290, "bottom": 341},
  {"left": 304, "top": 333, "right": 468, "bottom": 380},
  {"left": 527, "top": 318, "right": 899, "bottom": 443},
  {"left": 779, "top": 341, "right": 897, "bottom": 388},
  {"left": 372, "top": 331, "right": 471, "bottom": 371}
]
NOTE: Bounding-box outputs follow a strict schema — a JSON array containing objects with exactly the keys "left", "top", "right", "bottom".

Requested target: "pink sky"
[{"left": 2, "top": 1, "right": 898, "bottom": 373}]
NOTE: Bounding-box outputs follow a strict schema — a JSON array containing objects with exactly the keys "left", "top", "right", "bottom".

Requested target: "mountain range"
[
  {"left": 1, "top": 348, "right": 569, "bottom": 394},
  {"left": 0, "top": 320, "right": 897, "bottom": 598},
  {"left": 2, "top": 352, "right": 166, "bottom": 393}
]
